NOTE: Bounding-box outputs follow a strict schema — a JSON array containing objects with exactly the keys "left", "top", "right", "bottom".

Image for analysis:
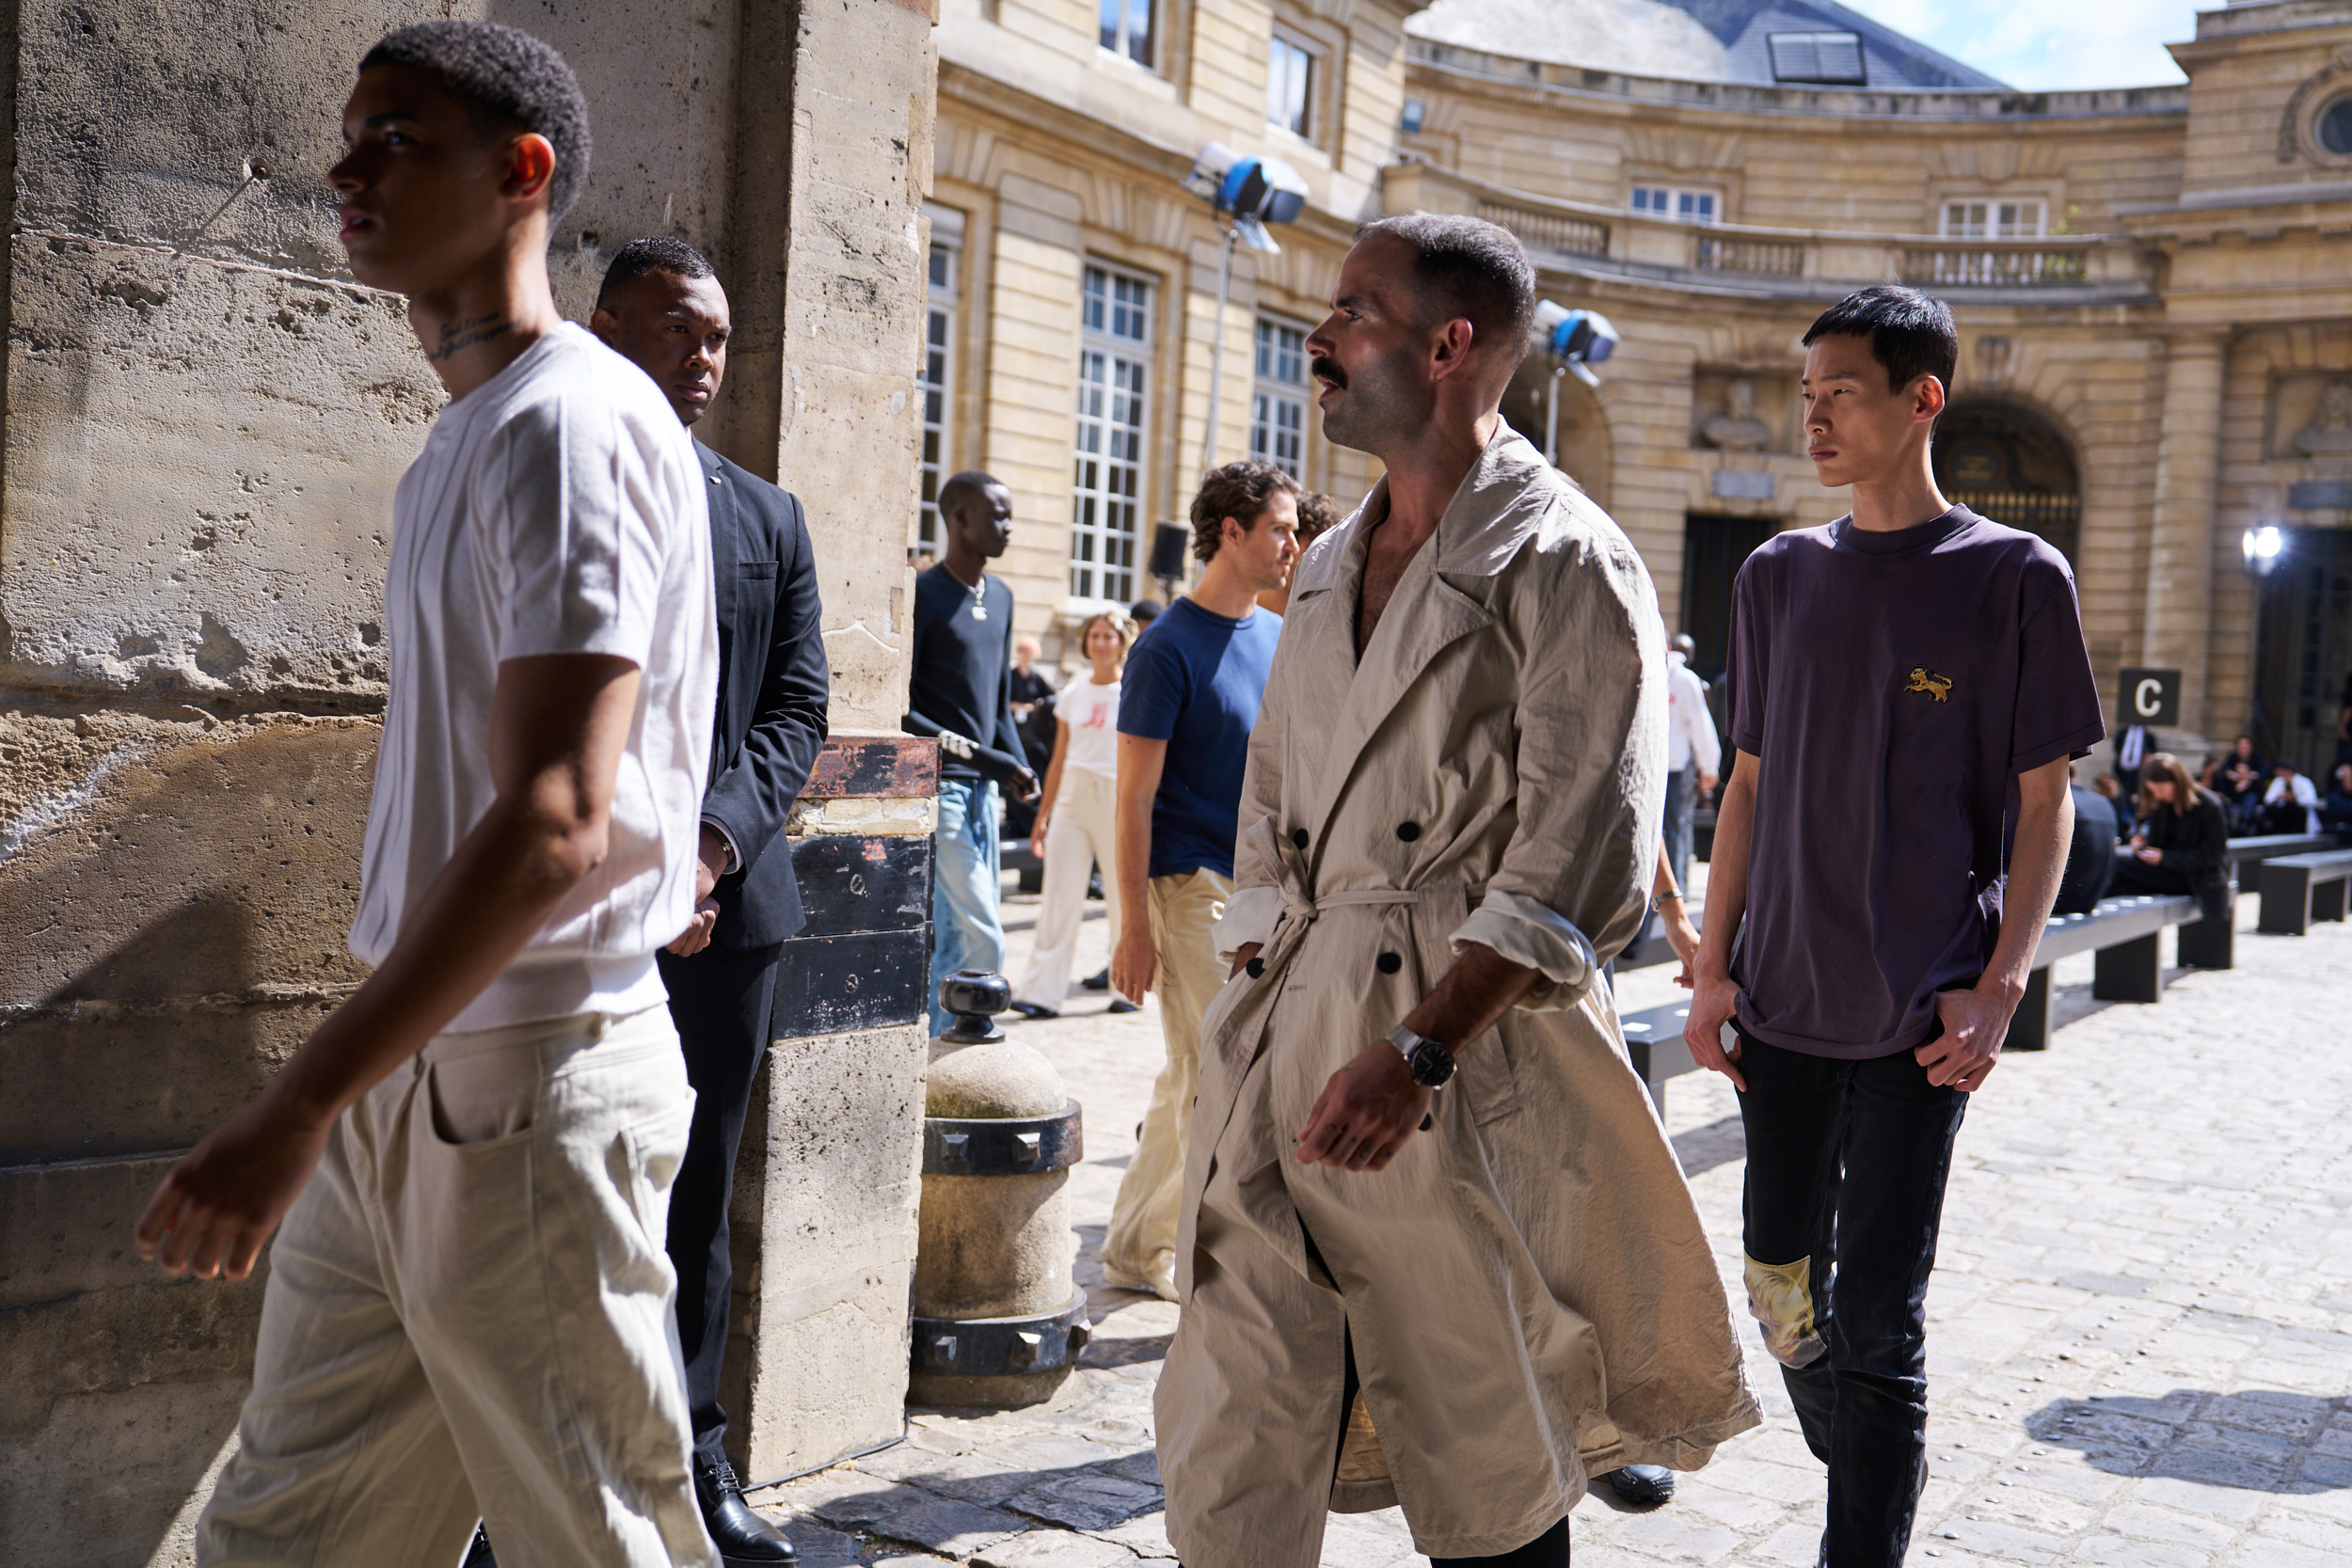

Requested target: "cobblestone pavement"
[{"left": 747, "top": 871, "right": 2352, "bottom": 1566}]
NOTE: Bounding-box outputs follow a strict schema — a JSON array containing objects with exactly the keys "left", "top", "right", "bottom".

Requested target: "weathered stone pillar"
[
  {"left": 2140, "top": 326, "right": 2230, "bottom": 743},
  {"left": 0, "top": 0, "right": 942, "bottom": 1557}
]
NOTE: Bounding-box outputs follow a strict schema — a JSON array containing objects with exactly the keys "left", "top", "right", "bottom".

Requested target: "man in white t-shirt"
[
  {"left": 1664, "top": 632, "right": 1723, "bottom": 891},
  {"left": 133, "top": 24, "right": 720, "bottom": 1568}
]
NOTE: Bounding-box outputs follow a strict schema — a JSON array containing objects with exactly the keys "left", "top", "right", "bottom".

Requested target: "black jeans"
[
  {"left": 657, "top": 940, "right": 784, "bottom": 1466},
  {"left": 1735, "top": 1027, "right": 1968, "bottom": 1568}
]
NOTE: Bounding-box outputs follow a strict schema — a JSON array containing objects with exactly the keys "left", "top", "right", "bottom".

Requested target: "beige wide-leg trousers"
[
  {"left": 198, "top": 1005, "right": 718, "bottom": 1568},
  {"left": 1012, "top": 768, "right": 1126, "bottom": 1011},
  {"left": 1103, "top": 867, "right": 1231, "bottom": 1298}
]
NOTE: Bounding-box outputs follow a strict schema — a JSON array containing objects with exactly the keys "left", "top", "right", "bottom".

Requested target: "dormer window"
[{"left": 1769, "top": 31, "right": 1867, "bottom": 86}]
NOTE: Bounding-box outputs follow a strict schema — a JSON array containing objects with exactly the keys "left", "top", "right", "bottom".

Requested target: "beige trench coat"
[{"left": 1155, "top": 426, "right": 1758, "bottom": 1567}]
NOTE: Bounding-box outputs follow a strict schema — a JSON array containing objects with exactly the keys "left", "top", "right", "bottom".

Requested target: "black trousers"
[
  {"left": 2109, "top": 851, "right": 2192, "bottom": 897},
  {"left": 657, "top": 941, "right": 784, "bottom": 1466},
  {"left": 1736, "top": 1027, "right": 1967, "bottom": 1568}
]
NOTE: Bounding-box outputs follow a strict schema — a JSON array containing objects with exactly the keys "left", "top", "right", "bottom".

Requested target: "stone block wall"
[{"left": 0, "top": 2, "right": 941, "bottom": 1561}]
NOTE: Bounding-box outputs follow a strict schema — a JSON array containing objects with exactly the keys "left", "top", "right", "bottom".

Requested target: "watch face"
[{"left": 1410, "top": 1040, "right": 1455, "bottom": 1087}]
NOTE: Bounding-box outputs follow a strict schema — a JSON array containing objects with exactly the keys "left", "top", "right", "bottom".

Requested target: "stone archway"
[
  {"left": 1933, "top": 398, "right": 2083, "bottom": 561},
  {"left": 1502, "top": 356, "right": 1613, "bottom": 510}
]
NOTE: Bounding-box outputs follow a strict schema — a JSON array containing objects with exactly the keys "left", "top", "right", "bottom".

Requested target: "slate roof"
[{"left": 1407, "top": 0, "right": 2012, "bottom": 92}]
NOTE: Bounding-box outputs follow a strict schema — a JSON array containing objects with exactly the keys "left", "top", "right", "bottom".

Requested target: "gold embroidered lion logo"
[{"left": 1906, "top": 667, "right": 1953, "bottom": 703}]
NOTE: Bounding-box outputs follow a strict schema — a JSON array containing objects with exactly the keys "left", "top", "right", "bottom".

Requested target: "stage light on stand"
[
  {"left": 1531, "top": 302, "right": 1620, "bottom": 467},
  {"left": 1184, "top": 142, "right": 1309, "bottom": 468}
]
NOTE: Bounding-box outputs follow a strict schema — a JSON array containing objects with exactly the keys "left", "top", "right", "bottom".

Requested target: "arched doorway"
[
  {"left": 1932, "top": 400, "right": 2081, "bottom": 562},
  {"left": 1502, "top": 356, "right": 1613, "bottom": 509}
]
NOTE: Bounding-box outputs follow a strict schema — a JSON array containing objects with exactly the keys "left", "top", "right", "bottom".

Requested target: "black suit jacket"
[{"left": 696, "top": 440, "right": 831, "bottom": 949}]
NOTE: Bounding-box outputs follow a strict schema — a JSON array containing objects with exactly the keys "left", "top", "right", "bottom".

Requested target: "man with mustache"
[
  {"left": 1154, "top": 214, "right": 1756, "bottom": 1567},
  {"left": 135, "top": 23, "right": 722, "bottom": 1566}
]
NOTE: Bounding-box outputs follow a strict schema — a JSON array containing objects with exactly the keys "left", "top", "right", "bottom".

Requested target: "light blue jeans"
[{"left": 928, "top": 776, "right": 1004, "bottom": 1037}]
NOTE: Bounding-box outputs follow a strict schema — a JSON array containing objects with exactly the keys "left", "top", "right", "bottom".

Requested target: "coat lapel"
[
  {"left": 1300, "top": 424, "right": 1555, "bottom": 837},
  {"left": 697, "top": 441, "right": 740, "bottom": 749}
]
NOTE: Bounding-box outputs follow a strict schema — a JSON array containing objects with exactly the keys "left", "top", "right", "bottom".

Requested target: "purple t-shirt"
[{"left": 1727, "top": 506, "right": 2105, "bottom": 1057}]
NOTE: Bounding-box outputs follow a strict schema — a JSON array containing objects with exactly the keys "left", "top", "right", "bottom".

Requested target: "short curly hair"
[
  {"left": 1294, "top": 490, "right": 1343, "bottom": 552},
  {"left": 360, "top": 22, "right": 593, "bottom": 221},
  {"left": 1188, "top": 460, "right": 1300, "bottom": 562},
  {"left": 596, "top": 237, "right": 715, "bottom": 312}
]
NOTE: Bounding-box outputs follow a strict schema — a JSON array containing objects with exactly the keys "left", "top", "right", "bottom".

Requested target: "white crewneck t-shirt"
[
  {"left": 1058, "top": 676, "right": 1120, "bottom": 779},
  {"left": 348, "top": 324, "right": 717, "bottom": 1032}
]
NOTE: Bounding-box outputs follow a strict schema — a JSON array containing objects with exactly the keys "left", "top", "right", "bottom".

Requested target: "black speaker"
[{"left": 1148, "top": 521, "right": 1190, "bottom": 583}]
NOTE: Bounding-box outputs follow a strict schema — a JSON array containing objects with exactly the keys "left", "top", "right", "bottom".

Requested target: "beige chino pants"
[
  {"left": 1103, "top": 867, "right": 1231, "bottom": 1297},
  {"left": 198, "top": 1005, "right": 718, "bottom": 1568}
]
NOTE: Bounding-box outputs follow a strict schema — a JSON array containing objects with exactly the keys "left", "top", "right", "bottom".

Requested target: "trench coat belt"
[{"left": 1247, "top": 817, "right": 1482, "bottom": 986}]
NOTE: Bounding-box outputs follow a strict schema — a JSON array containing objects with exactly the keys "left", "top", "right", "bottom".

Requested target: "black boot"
[
  {"left": 1600, "top": 1463, "right": 1676, "bottom": 1505},
  {"left": 695, "top": 1456, "right": 798, "bottom": 1564}
]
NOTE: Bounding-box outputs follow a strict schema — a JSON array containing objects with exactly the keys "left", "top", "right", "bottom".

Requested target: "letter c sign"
[{"left": 2118, "top": 668, "right": 2180, "bottom": 728}]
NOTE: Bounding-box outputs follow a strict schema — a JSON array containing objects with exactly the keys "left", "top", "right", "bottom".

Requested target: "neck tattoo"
[{"left": 426, "top": 311, "right": 516, "bottom": 362}]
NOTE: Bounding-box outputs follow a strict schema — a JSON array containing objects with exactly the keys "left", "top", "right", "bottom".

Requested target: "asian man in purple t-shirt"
[{"left": 1684, "top": 287, "right": 2104, "bottom": 1568}]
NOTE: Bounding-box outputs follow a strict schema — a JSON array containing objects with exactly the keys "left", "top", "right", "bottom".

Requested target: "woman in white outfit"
[{"left": 1010, "top": 611, "right": 1136, "bottom": 1017}]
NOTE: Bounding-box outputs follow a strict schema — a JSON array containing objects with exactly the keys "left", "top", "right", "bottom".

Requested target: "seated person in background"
[
  {"left": 2321, "top": 762, "right": 2352, "bottom": 834},
  {"left": 2092, "top": 770, "right": 2125, "bottom": 814},
  {"left": 2054, "top": 762, "right": 2119, "bottom": 915},
  {"left": 2112, "top": 752, "right": 2231, "bottom": 922},
  {"left": 2213, "top": 735, "right": 2266, "bottom": 832},
  {"left": 2261, "top": 760, "right": 2323, "bottom": 836},
  {"left": 1005, "top": 634, "right": 1057, "bottom": 842}
]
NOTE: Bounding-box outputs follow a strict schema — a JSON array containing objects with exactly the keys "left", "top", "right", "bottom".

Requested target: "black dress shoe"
[
  {"left": 1007, "top": 1000, "right": 1058, "bottom": 1020},
  {"left": 696, "top": 1458, "right": 798, "bottom": 1563},
  {"left": 1107, "top": 998, "right": 1140, "bottom": 1014},
  {"left": 1601, "top": 1464, "right": 1675, "bottom": 1505},
  {"left": 462, "top": 1524, "right": 497, "bottom": 1568},
  {"left": 1081, "top": 968, "right": 1111, "bottom": 990}
]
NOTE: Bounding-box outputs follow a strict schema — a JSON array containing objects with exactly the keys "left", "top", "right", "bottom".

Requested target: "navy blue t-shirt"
[
  {"left": 1118, "top": 596, "right": 1281, "bottom": 879},
  {"left": 1727, "top": 506, "right": 2105, "bottom": 1058}
]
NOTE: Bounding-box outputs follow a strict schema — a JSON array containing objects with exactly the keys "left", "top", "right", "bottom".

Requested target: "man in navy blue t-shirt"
[
  {"left": 1686, "top": 288, "right": 2102, "bottom": 1568},
  {"left": 1101, "top": 459, "right": 1296, "bottom": 1300}
]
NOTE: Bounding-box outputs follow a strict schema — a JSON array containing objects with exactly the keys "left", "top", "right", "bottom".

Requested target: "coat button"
[
  {"left": 1291, "top": 828, "right": 1310, "bottom": 851},
  {"left": 1246, "top": 958, "right": 1265, "bottom": 979},
  {"left": 1396, "top": 821, "right": 1421, "bottom": 842},
  {"left": 1375, "top": 952, "right": 1402, "bottom": 974}
]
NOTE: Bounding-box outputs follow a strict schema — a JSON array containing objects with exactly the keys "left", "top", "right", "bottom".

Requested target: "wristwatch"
[{"left": 1386, "top": 1023, "right": 1456, "bottom": 1088}]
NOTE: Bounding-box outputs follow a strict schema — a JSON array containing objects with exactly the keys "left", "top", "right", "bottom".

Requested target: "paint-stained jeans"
[{"left": 1735, "top": 1025, "right": 1968, "bottom": 1568}]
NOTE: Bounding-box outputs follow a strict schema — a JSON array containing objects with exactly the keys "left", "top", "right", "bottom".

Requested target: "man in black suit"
[{"left": 593, "top": 237, "right": 829, "bottom": 1564}]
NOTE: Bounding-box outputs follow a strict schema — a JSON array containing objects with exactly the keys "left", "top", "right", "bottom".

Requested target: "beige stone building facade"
[{"left": 930, "top": 0, "right": 2352, "bottom": 773}]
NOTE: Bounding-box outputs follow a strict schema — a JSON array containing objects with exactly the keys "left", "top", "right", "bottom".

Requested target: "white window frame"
[
  {"left": 1940, "top": 198, "right": 2045, "bottom": 240},
  {"left": 1267, "top": 33, "right": 1314, "bottom": 140},
  {"left": 1072, "top": 261, "right": 1153, "bottom": 606},
  {"left": 1099, "top": 0, "right": 1155, "bottom": 70},
  {"left": 1250, "top": 314, "right": 1311, "bottom": 480},
  {"left": 916, "top": 209, "right": 962, "bottom": 556},
  {"left": 1631, "top": 184, "right": 1719, "bottom": 225}
]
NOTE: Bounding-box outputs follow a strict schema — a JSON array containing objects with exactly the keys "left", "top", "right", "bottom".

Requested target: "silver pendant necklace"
[{"left": 969, "top": 573, "right": 988, "bottom": 621}]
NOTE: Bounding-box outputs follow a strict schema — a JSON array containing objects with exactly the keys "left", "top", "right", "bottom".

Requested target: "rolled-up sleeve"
[
  {"left": 1213, "top": 883, "right": 1283, "bottom": 962},
  {"left": 1452, "top": 890, "right": 1598, "bottom": 1000},
  {"left": 1454, "top": 528, "right": 1666, "bottom": 1011}
]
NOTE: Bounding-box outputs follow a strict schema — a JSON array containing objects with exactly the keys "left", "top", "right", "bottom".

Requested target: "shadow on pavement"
[
  {"left": 2027, "top": 1389, "right": 2352, "bottom": 1490},
  {"left": 1672, "top": 1113, "right": 1745, "bottom": 1178}
]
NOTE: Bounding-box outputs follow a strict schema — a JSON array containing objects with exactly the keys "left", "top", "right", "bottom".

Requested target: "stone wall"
[{"left": 0, "top": 2, "right": 940, "bottom": 1561}]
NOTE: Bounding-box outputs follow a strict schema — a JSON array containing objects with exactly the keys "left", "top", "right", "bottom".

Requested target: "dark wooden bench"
[
  {"left": 2006, "top": 892, "right": 2199, "bottom": 1052},
  {"left": 1618, "top": 1000, "right": 1705, "bottom": 1114},
  {"left": 2257, "top": 849, "right": 2352, "bottom": 936},
  {"left": 2224, "top": 832, "right": 2338, "bottom": 871}
]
